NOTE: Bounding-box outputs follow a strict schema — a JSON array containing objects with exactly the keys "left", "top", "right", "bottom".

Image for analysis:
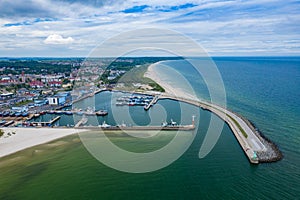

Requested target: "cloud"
[
  {"left": 0, "top": 0, "right": 54, "bottom": 18},
  {"left": 0, "top": 0, "right": 299, "bottom": 56},
  {"left": 121, "top": 5, "right": 150, "bottom": 13},
  {"left": 44, "top": 34, "right": 74, "bottom": 44},
  {"left": 4, "top": 18, "right": 56, "bottom": 27}
]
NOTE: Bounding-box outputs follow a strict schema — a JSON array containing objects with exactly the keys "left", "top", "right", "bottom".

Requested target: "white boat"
[{"left": 98, "top": 121, "right": 111, "bottom": 128}]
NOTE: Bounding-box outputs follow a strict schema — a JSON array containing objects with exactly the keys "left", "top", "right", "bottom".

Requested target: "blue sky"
[{"left": 0, "top": 0, "right": 299, "bottom": 57}]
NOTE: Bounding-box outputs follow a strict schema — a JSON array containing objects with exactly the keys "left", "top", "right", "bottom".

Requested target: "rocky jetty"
[{"left": 241, "top": 116, "right": 283, "bottom": 163}]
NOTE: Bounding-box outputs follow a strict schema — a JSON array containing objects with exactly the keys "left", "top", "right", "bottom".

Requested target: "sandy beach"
[
  {"left": 144, "top": 62, "right": 198, "bottom": 100},
  {"left": 0, "top": 128, "right": 86, "bottom": 158}
]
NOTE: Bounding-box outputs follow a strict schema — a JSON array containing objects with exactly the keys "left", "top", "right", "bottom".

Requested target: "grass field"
[{"left": 117, "top": 64, "right": 165, "bottom": 92}]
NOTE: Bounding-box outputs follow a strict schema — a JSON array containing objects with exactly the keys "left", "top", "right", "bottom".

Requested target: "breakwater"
[{"left": 157, "top": 93, "right": 282, "bottom": 164}]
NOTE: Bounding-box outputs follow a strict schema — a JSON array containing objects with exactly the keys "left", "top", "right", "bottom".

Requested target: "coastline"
[
  {"left": 145, "top": 62, "right": 283, "bottom": 163},
  {"left": 0, "top": 127, "right": 87, "bottom": 158},
  {"left": 0, "top": 61, "right": 282, "bottom": 163}
]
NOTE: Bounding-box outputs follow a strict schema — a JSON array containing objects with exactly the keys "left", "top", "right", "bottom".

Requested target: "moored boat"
[
  {"left": 15, "top": 112, "right": 22, "bottom": 117},
  {"left": 64, "top": 111, "right": 73, "bottom": 115},
  {"left": 96, "top": 110, "right": 108, "bottom": 116},
  {"left": 9, "top": 112, "right": 16, "bottom": 117},
  {"left": 22, "top": 112, "right": 29, "bottom": 117},
  {"left": 2, "top": 111, "right": 9, "bottom": 117}
]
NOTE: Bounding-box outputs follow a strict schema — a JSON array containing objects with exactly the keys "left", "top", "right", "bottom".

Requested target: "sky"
[{"left": 0, "top": 0, "right": 299, "bottom": 57}]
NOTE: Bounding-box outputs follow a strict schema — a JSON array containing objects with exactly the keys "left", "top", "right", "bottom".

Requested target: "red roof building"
[{"left": 29, "top": 80, "right": 44, "bottom": 88}]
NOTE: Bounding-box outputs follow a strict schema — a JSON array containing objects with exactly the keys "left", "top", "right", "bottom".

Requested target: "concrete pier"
[
  {"left": 76, "top": 124, "right": 195, "bottom": 131},
  {"left": 75, "top": 117, "right": 88, "bottom": 128},
  {"left": 30, "top": 116, "right": 61, "bottom": 127}
]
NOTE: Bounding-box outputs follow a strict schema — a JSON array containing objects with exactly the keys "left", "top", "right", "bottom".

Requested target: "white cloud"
[
  {"left": 44, "top": 34, "right": 74, "bottom": 44},
  {"left": 0, "top": 0, "right": 299, "bottom": 56}
]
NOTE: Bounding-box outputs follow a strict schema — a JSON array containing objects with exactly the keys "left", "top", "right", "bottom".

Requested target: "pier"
[
  {"left": 144, "top": 95, "right": 159, "bottom": 110},
  {"left": 75, "top": 117, "right": 88, "bottom": 128},
  {"left": 30, "top": 116, "right": 61, "bottom": 127}
]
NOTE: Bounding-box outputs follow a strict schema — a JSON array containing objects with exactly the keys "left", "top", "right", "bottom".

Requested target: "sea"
[{"left": 0, "top": 57, "right": 299, "bottom": 199}]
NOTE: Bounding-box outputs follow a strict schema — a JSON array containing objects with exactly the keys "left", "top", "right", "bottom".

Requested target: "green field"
[{"left": 117, "top": 64, "right": 165, "bottom": 92}]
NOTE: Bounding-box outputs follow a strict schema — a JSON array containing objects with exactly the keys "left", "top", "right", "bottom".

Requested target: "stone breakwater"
[
  {"left": 242, "top": 117, "right": 283, "bottom": 162},
  {"left": 235, "top": 112, "right": 283, "bottom": 162},
  {"left": 159, "top": 93, "right": 283, "bottom": 164}
]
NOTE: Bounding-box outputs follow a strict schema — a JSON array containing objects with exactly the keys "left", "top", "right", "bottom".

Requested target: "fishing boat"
[
  {"left": 40, "top": 111, "right": 46, "bottom": 115},
  {"left": 116, "top": 102, "right": 125, "bottom": 106},
  {"left": 2, "top": 111, "right": 9, "bottom": 117},
  {"left": 75, "top": 110, "right": 84, "bottom": 115},
  {"left": 55, "top": 110, "right": 63, "bottom": 115},
  {"left": 96, "top": 110, "right": 108, "bottom": 116},
  {"left": 15, "top": 112, "right": 22, "bottom": 117},
  {"left": 64, "top": 111, "right": 73, "bottom": 115},
  {"left": 9, "top": 112, "right": 16, "bottom": 117},
  {"left": 22, "top": 112, "right": 29, "bottom": 117},
  {"left": 98, "top": 121, "right": 111, "bottom": 128},
  {"left": 0, "top": 120, "right": 6, "bottom": 126}
]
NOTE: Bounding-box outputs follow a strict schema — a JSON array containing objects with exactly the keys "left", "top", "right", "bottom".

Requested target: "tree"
[{"left": 0, "top": 129, "right": 4, "bottom": 138}]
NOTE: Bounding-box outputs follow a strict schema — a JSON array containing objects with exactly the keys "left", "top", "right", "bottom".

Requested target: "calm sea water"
[{"left": 0, "top": 57, "right": 299, "bottom": 199}]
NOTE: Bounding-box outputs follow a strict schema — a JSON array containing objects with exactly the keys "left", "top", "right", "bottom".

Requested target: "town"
[{"left": 0, "top": 57, "right": 176, "bottom": 127}]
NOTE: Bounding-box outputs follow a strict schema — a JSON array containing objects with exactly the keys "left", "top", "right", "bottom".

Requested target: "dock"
[
  {"left": 3, "top": 120, "right": 14, "bottom": 127},
  {"left": 76, "top": 125, "right": 195, "bottom": 131},
  {"left": 75, "top": 116, "right": 196, "bottom": 131},
  {"left": 75, "top": 117, "right": 88, "bottom": 128},
  {"left": 144, "top": 95, "right": 159, "bottom": 110},
  {"left": 30, "top": 116, "right": 61, "bottom": 127}
]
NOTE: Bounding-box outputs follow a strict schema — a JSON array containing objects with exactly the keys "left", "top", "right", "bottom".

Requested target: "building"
[
  {"left": 0, "top": 93, "right": 14, "bottom": 99},
  {"left": 47, "top": 92, "right": 68, "bottom": 105},
  {"left": 48, "top": 81, "right": 62, "bottom": 88},
  {"left": 34, "top": 100, "right": 47, "bottom": 107},
  {"left": 29, "top": 80, "right": 44, "bottom": 88},
  {"left": 11, "top": 106, "right": 28, "bottom": 112}
]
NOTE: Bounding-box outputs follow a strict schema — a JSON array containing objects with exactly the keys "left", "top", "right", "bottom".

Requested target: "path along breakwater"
[{"left": 158, "top": 93, "right": 283, "bottom": 164}]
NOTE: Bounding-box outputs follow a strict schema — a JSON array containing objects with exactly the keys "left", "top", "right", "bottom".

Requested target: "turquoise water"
[{"left": 0, "top": 57, "right": 299, "bottom": 199}]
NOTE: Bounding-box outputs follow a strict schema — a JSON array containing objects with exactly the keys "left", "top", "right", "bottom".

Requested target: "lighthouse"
[{"left": 192, "top": 115, "right": 195, "bottom": 127}]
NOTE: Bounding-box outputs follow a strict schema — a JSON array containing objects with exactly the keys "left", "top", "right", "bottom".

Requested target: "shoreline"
[
  {"left": 145, "top": 62, "right": 283, "bottom": 164},
  {"left": 0, "top": 127, "right": 87, "bottom": 158},
  {"left": 0, "top": 61, "right": 283, "bottom": 163}
]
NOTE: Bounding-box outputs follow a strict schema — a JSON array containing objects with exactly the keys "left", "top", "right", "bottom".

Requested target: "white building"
[{"left": 47, "top": 96, "right": 66, "bottom": 105}]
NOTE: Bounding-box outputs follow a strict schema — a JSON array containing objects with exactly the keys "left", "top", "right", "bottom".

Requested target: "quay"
[
  {"left": 75, "top": 116, "right": 196, "bottom": 131},
  {"left": 76, "top": 124, "right": 195, "bottom": 131}
]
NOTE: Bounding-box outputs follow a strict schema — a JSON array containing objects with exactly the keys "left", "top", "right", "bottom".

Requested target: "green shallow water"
[{"left": 0, "top": 112, "right": 298, "bottom": 199}]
